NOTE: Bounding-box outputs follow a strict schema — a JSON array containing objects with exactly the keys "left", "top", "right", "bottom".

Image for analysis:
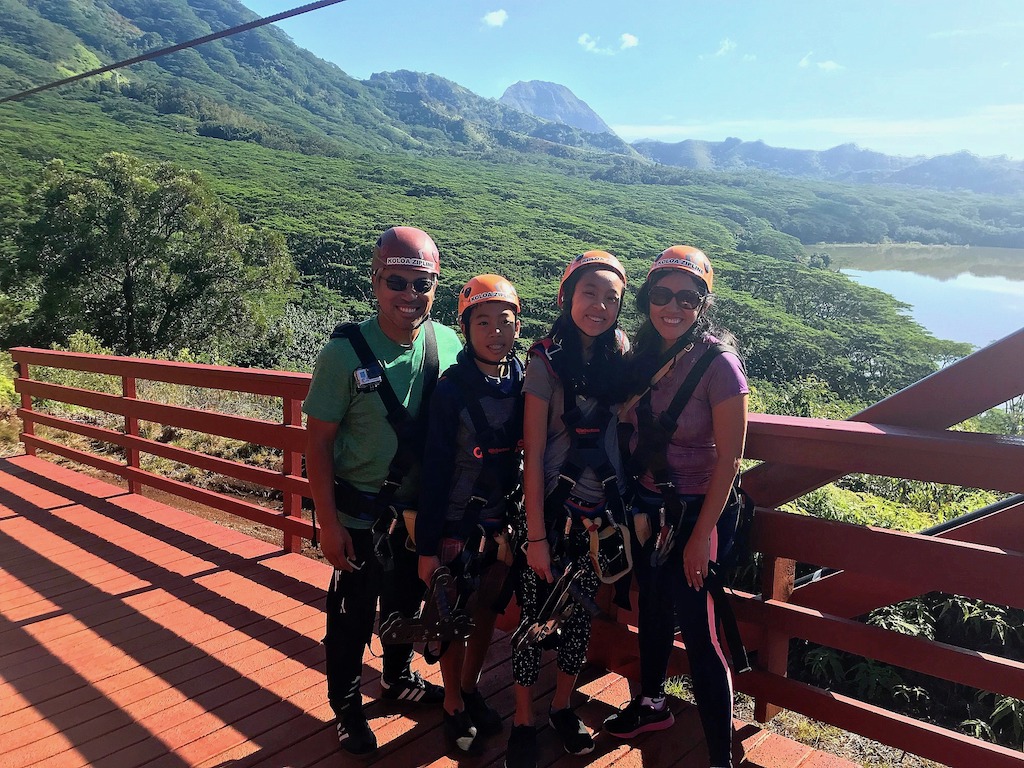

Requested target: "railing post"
[
  {"left": 754, "top": 538, "right": 796, "bottom": 723},
  {"left": 15, "top": 360, "right": 36, "bottom": 456},
  {"left": 282, "top": 396, "right": 303, "bottom": 553},
  {"left": 123, "top": 375, "right": 140, "bottom": 493}
]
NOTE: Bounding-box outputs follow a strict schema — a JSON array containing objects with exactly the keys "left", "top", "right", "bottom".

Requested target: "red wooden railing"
[
  {"left": 9, "top": 327, "right": 1024, "bottom": 767},
  {"left": 11, "top": 348, "right": 314, "bottom": 552},
  {"left": 737, "top": 328, "right": 1023, "bottom": 767}
]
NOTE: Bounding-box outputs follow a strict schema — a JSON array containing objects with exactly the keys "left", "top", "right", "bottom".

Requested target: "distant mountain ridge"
[
  {"left": 1, "top": 0, "right": 1021, "bottom": 195},
  {"left": 632, "top": 137, "right": 1024, "bottom": 195},
  {"left": 0, "top": 0, "right": 635, "bottom": 161},
  {"left": 365, "top": 70, "right": 637, "bottom": 157},
  {"left": 500, "top": 80, "right": 614, "bottom": 135}
]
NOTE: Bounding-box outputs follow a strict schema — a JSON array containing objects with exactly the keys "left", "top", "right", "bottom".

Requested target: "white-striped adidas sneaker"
[
  {"left": 380, "top": 670, "right": 444, "bottom": 704},
  {"left": 337, "top": 708, "right": 376, "bottom": 755}
]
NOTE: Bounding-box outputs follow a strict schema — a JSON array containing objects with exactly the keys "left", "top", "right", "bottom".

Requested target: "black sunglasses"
[
  {"left": 647, "top": 286, "right": 706, "bottom": 309},
  {"left": 381, "top": 274, "right": 436, "bottom": 294}
]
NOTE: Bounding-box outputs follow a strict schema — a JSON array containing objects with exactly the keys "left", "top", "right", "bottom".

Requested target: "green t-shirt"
[{"left": 302, "top": 317, "right": 462, "bottom": 528}]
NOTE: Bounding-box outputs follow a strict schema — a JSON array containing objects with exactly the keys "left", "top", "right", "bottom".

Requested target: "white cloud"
[
  {"left": 620, "top": 33, "right": 639, "bottom": 50},
  {"left": 611, "top": 103, "right": 1024, "bottom": 159},
  {"left": 578, "top": 33, "right": 614, "bottom": 55},
  {"left": 742, "top": 54, "right": 757, "bottom": 62},
  {"left": 799, "top": 52, "right": 844, "bottom": 72},
  {"left": 715, "top": 38, "right": 736, "bottom": 56},
  {"left": 482, "top": 9, "right": 507, "bottom": 27}
]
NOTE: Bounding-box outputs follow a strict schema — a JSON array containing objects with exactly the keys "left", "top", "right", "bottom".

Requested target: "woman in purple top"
[{"left": 603, "top": 246, "right": 749, "bottom": 768}]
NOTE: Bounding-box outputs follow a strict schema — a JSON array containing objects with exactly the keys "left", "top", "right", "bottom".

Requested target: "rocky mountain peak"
[{"left": 499, "top": 80, "right": 613, "bottom": 135}]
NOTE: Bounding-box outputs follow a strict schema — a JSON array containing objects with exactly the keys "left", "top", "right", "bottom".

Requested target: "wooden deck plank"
[{"left": 2, "top": 454, "right": 846, "bottom": 768}]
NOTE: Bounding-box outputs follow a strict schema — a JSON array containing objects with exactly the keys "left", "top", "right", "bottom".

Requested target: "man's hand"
[{"left": 321, "top": 524, "right": 357, "bottom": 571}]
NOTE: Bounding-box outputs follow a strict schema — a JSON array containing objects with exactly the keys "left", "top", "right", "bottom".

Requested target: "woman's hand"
[
  {"left": 683, "top": 533, "right": 711, "bottom": 590},
  {"left": 527, "top": 538, "right": 554, "bottom": 583}
]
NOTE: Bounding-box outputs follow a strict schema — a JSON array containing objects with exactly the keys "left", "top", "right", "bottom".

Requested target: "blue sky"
[{"left": 245, "top": 0, "right": 1024, "bottom": 159}]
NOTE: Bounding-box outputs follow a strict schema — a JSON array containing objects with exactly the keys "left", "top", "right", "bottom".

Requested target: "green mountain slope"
[
  {"left": 0, "top": 0, "right": 996, "bottom": 404},
  {"left": 0, "top": 0, "right": 638, "bottom": 160}
]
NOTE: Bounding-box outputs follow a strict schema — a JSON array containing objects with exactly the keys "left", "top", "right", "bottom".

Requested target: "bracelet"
[{"left": 527, "top": 536, "right": 547, "bottom": 543}]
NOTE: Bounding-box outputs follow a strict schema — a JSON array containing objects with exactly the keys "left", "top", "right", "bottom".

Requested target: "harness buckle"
[
  {"left": 371, "top": 513, "right": 399, "bottom": 571},
  {"left": 587, "top": 519, "right": 634, "bottom": 584},
  {"left": 652, "top": 506, "right": 678, "bottom": 567}
]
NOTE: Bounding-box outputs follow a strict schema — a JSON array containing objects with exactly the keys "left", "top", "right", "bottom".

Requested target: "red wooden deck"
[{"left": 1, "top": 454, "right": 855, "bottom": 768}]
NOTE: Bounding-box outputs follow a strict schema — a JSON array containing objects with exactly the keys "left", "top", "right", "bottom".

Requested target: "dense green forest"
[
  {"left": 1, "top": 0, "right": 1021, "bottom": 752},
  {"left": 0, "top": 93, "right": 974, "bottom": 402}
]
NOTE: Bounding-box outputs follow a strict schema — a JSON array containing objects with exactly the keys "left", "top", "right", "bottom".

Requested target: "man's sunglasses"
[
  {"left": 380, "top": 275, "right": 436, "bottom": 294},
  {"left": 648, "top": 286, "right": 706, "bottom": 310}
]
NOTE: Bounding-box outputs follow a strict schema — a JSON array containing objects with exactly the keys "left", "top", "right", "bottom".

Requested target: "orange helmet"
[
  {"left": 557, "top": 250, "right": 627, "bottom": 307},
  {"left": 371, "top": 226, "right": 440, "bottom": 275},
  {"left": 458, "top": 274, "right": 521, "bottom": 318},
  {"left": 646, "top": 245, "right": 713, "bottom": 292}
]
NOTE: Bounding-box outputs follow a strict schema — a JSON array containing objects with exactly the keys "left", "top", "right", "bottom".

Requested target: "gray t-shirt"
[{"left": 523, "top": 354, "right": 626, "bottom": 504}]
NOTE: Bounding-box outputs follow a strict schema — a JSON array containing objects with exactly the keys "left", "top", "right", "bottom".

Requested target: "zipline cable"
[{"left": 0, "top": 0, "right": 350, "bottom": 106}]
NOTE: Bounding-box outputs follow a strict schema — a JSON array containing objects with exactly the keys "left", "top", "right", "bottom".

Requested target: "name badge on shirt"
[{"left": 354, "top": 364, "right": 384, "bottom": 391}]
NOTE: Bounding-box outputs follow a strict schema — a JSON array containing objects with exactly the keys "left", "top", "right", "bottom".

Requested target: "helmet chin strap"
[
  {"left": 468, "top": 340, "right": 513, "bottom": 369},
  {"left": 464, "top": 331, "right": 516, "bottom": 377}
]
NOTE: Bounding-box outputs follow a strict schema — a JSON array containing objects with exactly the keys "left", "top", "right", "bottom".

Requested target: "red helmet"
[
  {"left": 458, "top": 274, "right": 521, "bottom": 318},
  {"left": 371, "top": 226, "right": 440, "bottom": 275},
  {"left": 557, "top": 250, "right": 627, "bottom": 307},
  {"left": 646, "top": 245, "right": 713, "bottom": 292}
]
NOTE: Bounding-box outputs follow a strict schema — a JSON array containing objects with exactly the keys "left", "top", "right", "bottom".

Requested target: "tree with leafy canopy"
[{"left": 7, "top": 152, "right": 296, "bottom": 357}]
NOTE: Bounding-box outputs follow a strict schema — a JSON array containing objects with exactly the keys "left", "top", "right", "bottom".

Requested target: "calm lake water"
[{"left": 807, "top": 244, "right": 1024, "bottom": 349}]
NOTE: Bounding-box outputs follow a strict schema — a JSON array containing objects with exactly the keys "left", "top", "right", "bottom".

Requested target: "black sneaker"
[
  {"left": 548, "top": 707, "right": 594, "bottom": 755},
  {"left": 603, "top": 696, "right": 675, "bottom": 738},
  {"left": 380, "top": 670, "right": 444, "bottom": 704},
  {"left": 463, "top": 687, "right": 502, "bottom": 736},
  {"left": 444, "top": 708, "right": 478, "bottom": 753},
  {"left": 504, "top": 724, "right": 538, "bottom": 768},
  {"left": 336, "top": 707, "right": 377, "bottom": 755}
]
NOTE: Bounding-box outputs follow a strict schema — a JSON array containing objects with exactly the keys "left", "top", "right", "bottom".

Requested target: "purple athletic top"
[{"left": 622, "top": 335, "right": 748, "bottom": 495}]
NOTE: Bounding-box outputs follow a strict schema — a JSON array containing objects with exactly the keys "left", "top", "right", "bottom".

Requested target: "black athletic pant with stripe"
[
  {"left": 323, "top": 525, "right": 423, "bottom": 715},
  {"left": 634, "top": 494, "right": 736, "bottom": 768}
]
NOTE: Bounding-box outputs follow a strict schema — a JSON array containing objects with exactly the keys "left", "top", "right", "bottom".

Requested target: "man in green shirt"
[{"left": 304, "top": 226, "right": 462, "bottom": 755}]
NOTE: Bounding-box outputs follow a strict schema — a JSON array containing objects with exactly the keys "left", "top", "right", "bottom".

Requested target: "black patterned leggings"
[{"left": 511, "top": 526, "right": 600, "bottom": 687}]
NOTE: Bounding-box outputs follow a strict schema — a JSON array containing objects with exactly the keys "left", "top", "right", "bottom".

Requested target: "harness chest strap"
[
  {"left": 531, "top": 337, "right": 625, "bottom": 526},
  {"left": 456, "top": 366, "right": 524, "bottom": 539},
  {"left": 629, "top": 344, "right": 730, "bottom": 514},
  {"left": 330, "top": 320, "right": 439, "bottom": 511}
]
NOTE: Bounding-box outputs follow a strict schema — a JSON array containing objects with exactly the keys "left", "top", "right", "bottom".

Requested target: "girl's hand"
[
  {"left": 683, "top": 534, "right": 712, "bottom": 590},
  {"left": 526, "top": 538, "right": 554, "bottom": 583}
]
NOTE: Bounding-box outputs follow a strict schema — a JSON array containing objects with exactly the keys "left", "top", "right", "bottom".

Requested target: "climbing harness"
[
  {"left": 531, "top": 338, "right": 633, "bottom": 585},
  {"left": 324, "top": 320, "right": 439, "bottom": 565}
]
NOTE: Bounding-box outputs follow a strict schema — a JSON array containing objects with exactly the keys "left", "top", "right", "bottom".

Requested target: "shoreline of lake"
[{"left": 804, "top": 243, "right": 1024, "bottom": 349}]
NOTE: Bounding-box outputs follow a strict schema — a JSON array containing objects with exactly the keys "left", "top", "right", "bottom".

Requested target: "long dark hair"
[
  {"left": 629, "top": 270, "right": 740, "bottom": 392},
  {"left": 542, "top": 268, "right": 628, "bottom": 403}
]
